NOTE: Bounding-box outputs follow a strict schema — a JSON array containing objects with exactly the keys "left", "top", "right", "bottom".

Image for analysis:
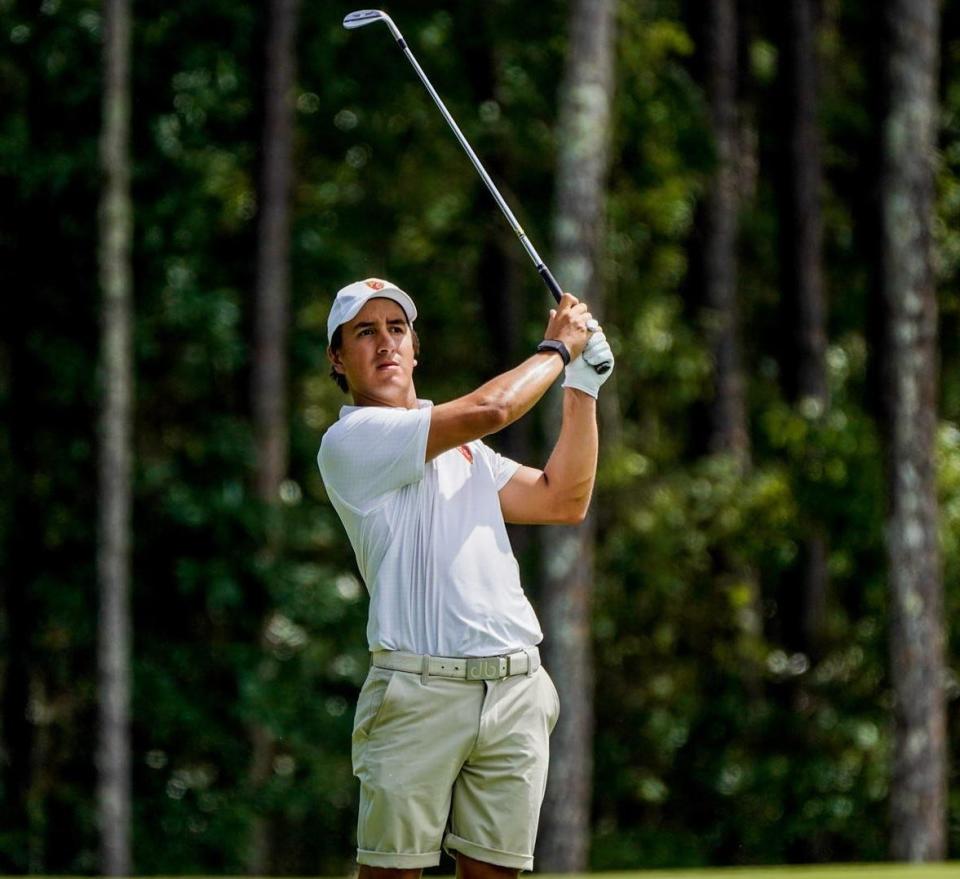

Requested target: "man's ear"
[{"left": 327, "top": 346, "right": 345, "bottom": 374}]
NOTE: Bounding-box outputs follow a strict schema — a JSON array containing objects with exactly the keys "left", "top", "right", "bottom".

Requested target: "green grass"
[
  {"left": 541, "top": 866, "right": 960, "bottom": 879},
  {"left": 13, "top": 869, "right": 958, "bottom": 879}
]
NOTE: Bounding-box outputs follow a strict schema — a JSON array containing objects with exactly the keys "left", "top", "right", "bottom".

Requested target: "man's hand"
[
  {"left": 562, "top": 330, "right": 615, "bottom": 398},
  {"left": 542, "top": 293, "right": 593, "bottom": 362}
]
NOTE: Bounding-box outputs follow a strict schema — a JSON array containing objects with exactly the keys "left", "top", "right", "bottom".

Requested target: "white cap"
[{"left": 327, "top": 278, "right": 418, "bottom": 344}]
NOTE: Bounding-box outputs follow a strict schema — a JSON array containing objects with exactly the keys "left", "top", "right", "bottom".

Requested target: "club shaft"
[{"left": 392, "top": 35, "right": 562, "bottom": 303}]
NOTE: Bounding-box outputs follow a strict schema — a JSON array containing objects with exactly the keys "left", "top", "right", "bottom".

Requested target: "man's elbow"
[
  {"left": 487, "top": 402, "right": 512, "bottom": 432},
  {"left": 535, "top": 474, "right": 592, "bottom": 524},
  {"left": 556, "top": 499, "right": 590, "bottom": 525},
  {"left": 470, "top": 396, "right": 512, "bottom": 436}
]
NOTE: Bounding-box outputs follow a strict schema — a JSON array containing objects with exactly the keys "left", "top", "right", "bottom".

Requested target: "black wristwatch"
[{"left": 536, "top": 339, "right": 571, "bottom": 365}]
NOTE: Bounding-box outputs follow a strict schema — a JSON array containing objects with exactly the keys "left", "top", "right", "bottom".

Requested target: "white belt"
[{"left": 371, "top": 646, "right": 540, "bottom": 681}]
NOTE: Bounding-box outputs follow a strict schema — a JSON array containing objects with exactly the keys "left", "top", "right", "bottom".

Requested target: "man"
[{"left": 317, "top": 278, "right": 614, "bottom": 877}]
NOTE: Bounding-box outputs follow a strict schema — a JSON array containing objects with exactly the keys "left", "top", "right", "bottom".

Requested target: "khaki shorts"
[{"left": 351, "top": 662, "right": 560, "bottom": 870}]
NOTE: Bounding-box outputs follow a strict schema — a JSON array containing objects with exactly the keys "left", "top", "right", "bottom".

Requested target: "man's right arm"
[{"left": 425, "top": 293, "right": 592, "bottom": 462}]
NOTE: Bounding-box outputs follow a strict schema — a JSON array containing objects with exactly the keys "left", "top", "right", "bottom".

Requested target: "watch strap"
[{"left": 536, "top": 339, "right": 571, "bottom": 365}]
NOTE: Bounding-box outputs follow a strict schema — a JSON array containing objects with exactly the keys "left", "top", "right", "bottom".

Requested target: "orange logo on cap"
[{"left": 365, "top": 279, "right": 385, "bottom": 291}]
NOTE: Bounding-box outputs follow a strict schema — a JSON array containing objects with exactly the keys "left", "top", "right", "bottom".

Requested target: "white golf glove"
[{"left": 562, "top": 330, "right": 615, "bottom": 398}]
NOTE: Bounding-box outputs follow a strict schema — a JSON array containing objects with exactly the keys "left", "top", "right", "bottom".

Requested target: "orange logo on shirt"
[
  {"left": 365, "top": 279, "right": 385, "bottom": 291},
  {"left": 457, "top": 444, "right": 473, "bottom": 464}
]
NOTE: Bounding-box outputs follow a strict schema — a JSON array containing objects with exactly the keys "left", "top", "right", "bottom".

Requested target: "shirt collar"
[{"left": 339, "top": 399, "right": 433, "bottom": 418}]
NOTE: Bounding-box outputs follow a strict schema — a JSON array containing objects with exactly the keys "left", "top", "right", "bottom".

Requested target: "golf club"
[{"left": 343, "top": 8, "right": 612, "bottom": 374}]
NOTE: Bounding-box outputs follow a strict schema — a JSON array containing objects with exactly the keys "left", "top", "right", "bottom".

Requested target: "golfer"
[{"left": 317, "top": 278, "right": 614, "bottom": 877}]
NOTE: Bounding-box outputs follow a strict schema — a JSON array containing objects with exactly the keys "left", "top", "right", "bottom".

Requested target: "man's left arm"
[{"left": 498, "top": 331, "right": 614, "bottom": 525}]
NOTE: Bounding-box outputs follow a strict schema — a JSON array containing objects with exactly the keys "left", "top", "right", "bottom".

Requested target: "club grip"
[{"left": 538, "top": 264, "right": 564, "bottom": 304}]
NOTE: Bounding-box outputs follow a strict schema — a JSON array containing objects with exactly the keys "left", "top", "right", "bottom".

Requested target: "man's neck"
[{"left": 350, "top": 385, "right": 419, "bottom": 409}]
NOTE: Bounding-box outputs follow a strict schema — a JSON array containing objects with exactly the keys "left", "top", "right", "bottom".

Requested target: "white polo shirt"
[{"left": 317, "top": 400, "right": 543, "bottom": 657}]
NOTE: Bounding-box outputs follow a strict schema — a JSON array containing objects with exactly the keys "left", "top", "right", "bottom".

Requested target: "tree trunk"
[
  {"left": 536, "top": 0, "right": 615, "bottom": 871},
  {"left": 689, "top": 0, "right": 764, "bottom": 674},
  {"left": 702, "top": 0, "right": 749, "bottom": 464},
  {"left": 880, "top": 0, "right": 947, "bottom": 861},
  {"left": 97, "top": 0, "right": 134, "bottom": 873},
  {"left": 778, "top": 0, "right": 828, "bottom": 407},
  {"left": 248, "top": 0, "right": 299, "bottom": 872},
  {"left": 776, "top": 0, "right": 829, "bottom": 659},
  {"left": 252, "top": 0, "right": 298, "bottom": 508}
]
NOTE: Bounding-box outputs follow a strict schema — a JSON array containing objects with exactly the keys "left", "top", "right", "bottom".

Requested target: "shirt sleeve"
[
  {"left": 474, "top": 440, "right": 522, "bottom": 490},
  {"left": 318, "top": 406, "right": 431, "bottom": 512}
]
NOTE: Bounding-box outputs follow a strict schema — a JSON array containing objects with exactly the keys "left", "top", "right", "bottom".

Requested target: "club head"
[
  {"left": 347, "top": 9, "right": 403, "bottom": 34},
  {"left": 343, "top": 9, "right": 385, "bottom": 28},
  {"left": 343, "top": 8, "right": 402, "bottom": 41}
]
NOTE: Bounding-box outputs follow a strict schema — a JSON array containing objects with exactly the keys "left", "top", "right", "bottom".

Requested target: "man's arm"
[
  {"left": 498, "top": 388, "right": 598, "bottom": 525},
  {"left": 425, "top": 294, "right": 591, "bottom": 462},
  {"left": 498, "top": 328, "right": 615, "bottom": 524}
]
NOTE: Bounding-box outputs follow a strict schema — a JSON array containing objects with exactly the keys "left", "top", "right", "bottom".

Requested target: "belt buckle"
[{"left": 466, "top": 656, "right": 507, "bottom": 680}]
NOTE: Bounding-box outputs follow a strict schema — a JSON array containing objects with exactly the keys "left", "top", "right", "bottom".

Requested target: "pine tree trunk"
[
  {"left": 537, "top": 525, "right": 596, "bottom": 871},
  {"left": 536, "top": 0, "right": 615, "bottom": 870},
  {"left": 690, "top": 0, "right": 765, "bottom": 674},
  {"left": 248, "top": 0, "right": 299, "bottom": 872},
  {"left": 702, "top": 0, "right": 749, "bottom": 463},
  {"left": 880, "top": 0, "right": 947, "bottom": 861},
  {"left": 252, "top": 0, "right": 298, "bottom": 507},
  {"left": 778, "top": 0, "right": 827, "bottom": 406},
  {"left": 97, "top": 0, "right": 134, "bottom": 873},
  {"left": 777, "top": 0, "right": 829, "bottom": 659}
]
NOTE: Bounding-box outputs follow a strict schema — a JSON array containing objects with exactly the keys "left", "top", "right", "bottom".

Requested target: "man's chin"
[
  {"left": 352, "top": 373, "right": 414, "bottom": 406},
  {"left": 374, "top": 367, "right": 408, "bottom": 385}
]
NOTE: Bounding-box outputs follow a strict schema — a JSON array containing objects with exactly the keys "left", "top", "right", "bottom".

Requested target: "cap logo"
[{"left": 365, "top": 279, "right": 385, "bottom": 291}]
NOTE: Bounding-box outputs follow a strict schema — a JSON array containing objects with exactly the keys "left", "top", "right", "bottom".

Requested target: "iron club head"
[
  {"left": 343, "top": 9, "right": 402, "bottom": 40},
  {"left": 342, "top": 9, "right": 383, "bottom": 28}
]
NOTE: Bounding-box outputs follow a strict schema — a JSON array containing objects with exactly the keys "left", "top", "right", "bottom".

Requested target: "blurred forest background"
[{"left": 2, "top": 0, "right": 960, "bottom": 874}]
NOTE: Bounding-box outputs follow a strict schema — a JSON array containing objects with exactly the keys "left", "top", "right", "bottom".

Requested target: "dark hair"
[
  {"left": 328, "top": 322, "right": 420, "bottom": 394},
  {"left": 329, "top": 326, "right": 349, "bottom": 392}
]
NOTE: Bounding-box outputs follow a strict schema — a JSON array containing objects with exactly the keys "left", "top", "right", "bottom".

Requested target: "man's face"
[{"left": 328, "top": 297, "right": 418, "bottom": 407}]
